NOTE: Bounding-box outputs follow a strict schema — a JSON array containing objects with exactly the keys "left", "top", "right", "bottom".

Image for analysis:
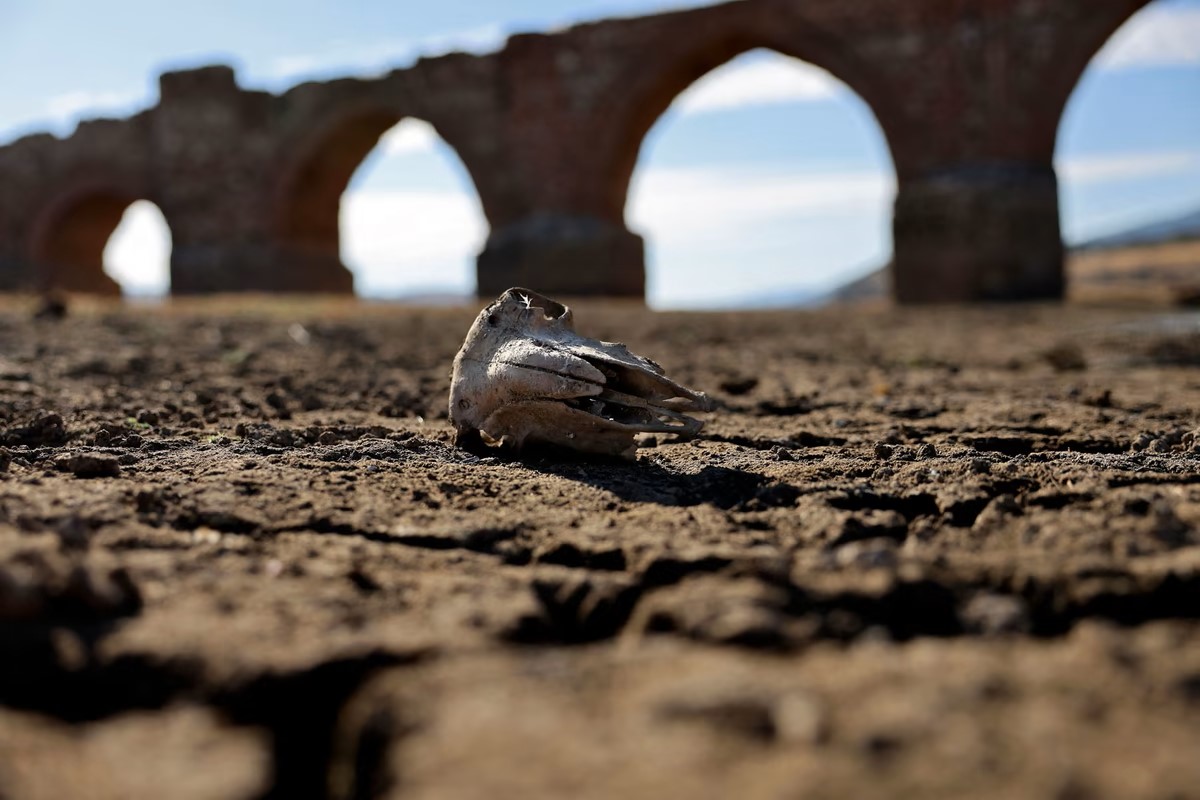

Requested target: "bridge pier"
[
  {"left": 477, "top": 215, "right": 644, "bottom": 299},
  {"left": 171, "top": 242, "right": 354, "bottom": 295},
  {"left": 892, "top": 165, "right": 1064, "bottom": 303},
  {"left": 0, "top": 258, "right": 27, "bottom": 292}
]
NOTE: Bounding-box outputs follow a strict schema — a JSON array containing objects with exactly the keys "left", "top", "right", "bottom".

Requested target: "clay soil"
[{"left": 1, "top": 297, "right": 1198, "bottom": 800}]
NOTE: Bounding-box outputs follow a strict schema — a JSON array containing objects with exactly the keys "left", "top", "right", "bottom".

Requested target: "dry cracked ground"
[{"left": 0, "top": 298, "right": 1198, "bottom": 800}]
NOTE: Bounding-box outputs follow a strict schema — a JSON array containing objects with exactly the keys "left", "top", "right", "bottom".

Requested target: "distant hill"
[
  {"left": 363, "top": 288, "right": 472, "bottom": 306},
  {"left": 822, "top": 204, "right": 1200, "bottom": 306},
  {"left": 1077, "top": 206, "right": 1200, "bottom": 250},
  {"left": 724, "top": 285, "right": 828, "bottom": 309},
  {"left": 727, "top": 264, "right": 893, "bottom": 308},
  {"left": 822, "top": 268, "right": 888, "bottom": 304}
]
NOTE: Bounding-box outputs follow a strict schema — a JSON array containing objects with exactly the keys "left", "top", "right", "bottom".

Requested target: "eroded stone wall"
[{"left": 0, "top": 0, "right": 1153, "bottom": 302}]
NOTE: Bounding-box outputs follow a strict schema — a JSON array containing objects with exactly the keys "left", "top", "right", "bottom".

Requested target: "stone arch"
[
  {"left": 626, "top": 48, "right": 896, "bottom": 307},
  {"left": 273, "top": 101, "right": 493, "bottom": 293},
  {"left": 1048, "top": 0, "right": 1157, "bottom": 159},
  {"left": 104, "top": 201, "right": 173, "bottom": 296},
  {"left": 1050, "top": 0, "right": 1193, "bottom": 293},
  {"left": 277, "top": 107, "right": 400, "bottom": 259},
  {"left": 592, "top": 20, "right": 902, "bottom": 225},
  {"left": 27, "top": 178, "right": 166, "bottom": 295}
]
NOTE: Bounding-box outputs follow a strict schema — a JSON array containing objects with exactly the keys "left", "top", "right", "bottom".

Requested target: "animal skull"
[{"left": 449, "top": 288, "right": 714, "bottom": 458}]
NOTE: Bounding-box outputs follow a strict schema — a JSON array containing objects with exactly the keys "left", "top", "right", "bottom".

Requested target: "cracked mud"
[{"left": 1, "top": 301, "right": 1198, "bottom": 799}]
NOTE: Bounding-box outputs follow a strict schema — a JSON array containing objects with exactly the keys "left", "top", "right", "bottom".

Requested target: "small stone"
[
  {"left": 55, "top": 453, "right": 121, "bottom": 479},
  {"left": 135, "top": 488, "right": 166, "bottom": 514},
  {"left": 1042, "top": 343, "right": 1087, "bottom": 371},
  {"left": 657, "top": 693, "right": 777, "bottom": 741},
  {"left": 719, "top": 376, "right": 759, "bottom": 396},
  {"left": 288, "top": 323, "right": 312, "bottom": 346},
  {"left": 1129, "top": 431, "right": 1153, "bottom": 451},
  {"left": 55, "top": 515, "right": 93, "bottom": 551},
  {"left": 3, "top": 412, "right": 67, "bottom": 447},
  {"left": 961, "top": 593, "right": 1029, "bottom": 635},
  {"left": 973, "top": 494, "right": 1022, "bottom": 529},
  {"left": 879, "top": 429, "right": 904, "bottom": 445},
  {"left": 833, "top": 538, "right": 899, "bottom": 569},
  {"left": 1150, "top": 500, "right": 1192, "bottom": 547},
  {"left": 33, "top": 292, "right": 68, "bottom": 320},
  {"left": 192, "top": 528, "right": 222, "bottom": 545},
  {"left": 773, "top": 692, "right": 828, "bottom": 745},
  {"left": 50, "top": 628, "right": 88, "bottom": 670}
]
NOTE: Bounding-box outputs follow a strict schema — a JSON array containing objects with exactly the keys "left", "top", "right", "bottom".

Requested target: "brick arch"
[
  {"left": 275, "top": 106, "right": 402, "bottom": 257},
  {"left": 272, "top": 99, "right": 495, "bottom": 293},
  {"left": 592, "top": 21, "right": 902, "bottom": 224},
  {"left": 1049, "top": 0, "right": 1156, "bottom": 156},
  {"left": 27, "top": 177, "right": 165, "bottom": 296}
]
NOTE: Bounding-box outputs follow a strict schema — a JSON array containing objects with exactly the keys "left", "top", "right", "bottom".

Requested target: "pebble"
[
  {"left": 969, "top": 458, "right": 992, "bottom": 474},
  {"left": 55, "top": 453, "right": 121, "bottom": 479}
]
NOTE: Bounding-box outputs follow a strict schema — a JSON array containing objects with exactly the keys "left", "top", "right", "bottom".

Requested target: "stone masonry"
[{"left": 0, "top": 0, "right": 1152, "bottom": 302}]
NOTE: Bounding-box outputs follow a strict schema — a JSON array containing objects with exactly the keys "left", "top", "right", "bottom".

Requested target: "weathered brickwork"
[{"left": 0, "top": 0, "right": 1151, "bottom": 302}]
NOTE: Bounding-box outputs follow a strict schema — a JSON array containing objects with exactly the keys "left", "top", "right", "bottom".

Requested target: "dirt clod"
[{"left": 55, "top": 453, "right": 121, "bottom": 479}]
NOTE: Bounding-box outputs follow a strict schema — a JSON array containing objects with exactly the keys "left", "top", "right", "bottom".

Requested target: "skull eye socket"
[{"left": 487, "top": 314, "right": 499, "bottom": 326}]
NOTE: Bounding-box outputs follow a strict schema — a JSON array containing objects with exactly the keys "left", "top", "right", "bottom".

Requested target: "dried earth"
[{"left": 0, "top": 298, "right": 1198, "bottom": 799}]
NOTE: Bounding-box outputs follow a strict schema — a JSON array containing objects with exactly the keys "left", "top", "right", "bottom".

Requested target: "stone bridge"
[{"left": 0, "top": 0, "right": 1150, "bottom": 302}]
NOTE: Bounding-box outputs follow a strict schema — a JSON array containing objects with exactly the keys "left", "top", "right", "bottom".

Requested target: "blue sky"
[{"left": 0, "top": 0, "right": 1197, "bottom": 307}]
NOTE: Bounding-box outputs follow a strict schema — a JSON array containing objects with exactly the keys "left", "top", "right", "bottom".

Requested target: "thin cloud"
[
  {"left": 263, "top": 23, "right": 507, "bottom": 82},
  {"left": 675, "top": 57, "right": 842, "bottom": 115},
  {"left": 628, "top": 164, "right": 895, "bottom": 244},
  {"left": 45, "top": 90, "right": 143, "bottom": 120},
  {"left": 542, "top": 0, "right": 727, "bottom": 33},
  {"left": 30, "top": 88, "right": 150, "bottom": 138},
  {"left": 21, "top": 23, "right": 508, "bottom": 141},
  {"left": 627, "top": 163, "right": 893, "bottom": 307},
  {"left": 1056, "top": 150, "right": 1200, "bottom": 183},
  {"left": 340, "top": 189, "right": 486, "bottom": 294},
  {"left": 1095, "top": 4, "right": 1200, "bottom": 69}
]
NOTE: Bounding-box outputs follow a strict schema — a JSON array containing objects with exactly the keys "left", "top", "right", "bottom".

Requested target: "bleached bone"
[{"left": 449, "top": 288, "right": 714, "bottom": 458}]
